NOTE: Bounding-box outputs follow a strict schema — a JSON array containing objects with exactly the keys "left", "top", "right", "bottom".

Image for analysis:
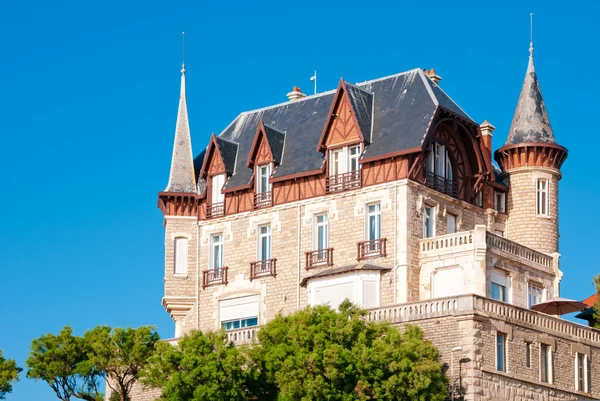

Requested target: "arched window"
[{"left": 426, "top": 143, "right": 457, "bottom": 197}]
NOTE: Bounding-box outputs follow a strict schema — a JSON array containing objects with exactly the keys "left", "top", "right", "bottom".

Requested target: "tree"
[
  {"left": 0, "top": 350, "right": 21, "bottom": 399},
  {"left": 26, "top": 326, "right": 103, "bottom": 401},
  {"left": 592, "top": 274, "right": 600, "bottom": 329},
  {"left": 140, "top": 330, "right": 258, "bottom": 401},
  {"left": 254, "top": 301, "right": 447, "bottom": 401},
  {"left": 84, "top": 326, "right": 159, "bottom": 401}
]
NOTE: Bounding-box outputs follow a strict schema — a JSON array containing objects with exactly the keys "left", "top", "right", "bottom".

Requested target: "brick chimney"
[
  {"left": 286, "top": 86, "right": 306, "bottom": 101},
  {"left": 424, "top": 68, "right": 442, "bottom": 85},
  {"left": 480, "top": 120, "right": 495, "bottom": 159}
]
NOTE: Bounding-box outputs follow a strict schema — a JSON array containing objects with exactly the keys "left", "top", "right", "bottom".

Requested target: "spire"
[
  {"left": 503, "top": 29, "right": 557, "bottom": 146},
  {"left": 165, "top": 62, "right": 196, "bottom": 193}
]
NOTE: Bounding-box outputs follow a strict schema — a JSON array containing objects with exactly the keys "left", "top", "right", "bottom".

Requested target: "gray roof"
[
  {"left": 194, "top": 68, "right": 474, "bottom": 193},
  {"left": 263, "top": 124, "right": 285, "bottom": 165},
  {"left": 300, "top": 262, "right": 391, "bottom": 286},
  {"left": 215, "top": 137, "right": 238, "bottom": 175},
  {"left": 504, "top": 53, "right": 557, "bottom": 146}
]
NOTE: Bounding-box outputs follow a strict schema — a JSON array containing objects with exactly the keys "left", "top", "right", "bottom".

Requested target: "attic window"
[
  {"left": 326, "top": 145, "right": 361, "bottom": 193},
  {"left": 425, "top": 143, "right": 457, "bottom": 197},
  {"left": 254, "top": 164, "right": 273, "bottom": 209}
]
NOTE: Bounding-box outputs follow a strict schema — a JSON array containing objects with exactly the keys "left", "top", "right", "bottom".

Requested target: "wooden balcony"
[
  {"left": 206, "top": 202, "right": 225, "bottom": 219},
  {"left": 357, "top": 238, "right": 387, "bottom": 260},
  {"left": 249, "top": 259, "right": 277, "bottom": 280},
  {"left": 254, "top": 191, "right": 272, "bottom": 209},
  {"left": 202, "top": 267, "right": 228, "bottom": 288},
  {"left": 305, "top": 248, "right": 334, "bottom": 270},
  {"left": 425, "top": 171, "right": 459, "bottom": 198},
  {"left": 326, "top": 171, "right": 361, "bottom": 193}
]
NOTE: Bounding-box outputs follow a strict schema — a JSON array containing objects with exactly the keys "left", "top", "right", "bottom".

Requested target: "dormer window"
[
  {"left": 207, "top": 174, "right": 226, "bottom": 218},
  {"left": 327, "top": 145, "right": 361, "bottom": 193},
  {"left": 425, "top": 143, "right": 457, "bottom": 197},
  {"left": 254, "top": 164, "right": 272, "bottom": 209}
]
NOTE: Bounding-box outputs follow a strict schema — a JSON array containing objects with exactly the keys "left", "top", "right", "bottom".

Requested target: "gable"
[{"left": 199, "top": 135, "right": 227, "bottom": 178}]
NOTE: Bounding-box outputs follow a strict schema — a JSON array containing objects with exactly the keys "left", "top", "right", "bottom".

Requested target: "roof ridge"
[
  {"left": 215, "top": 135, "right": 239, "bottom": 145},
  {"left": 417, "top": 69, "right": 439, "bottom": 106}
]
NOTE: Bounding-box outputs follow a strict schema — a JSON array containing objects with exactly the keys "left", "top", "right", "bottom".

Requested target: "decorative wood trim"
[
  {"left": 246, "top": 120, "right": 275, "bottom": 168},
  {"left": 494, "top": 142, "right": 568, "bottom": 172},
  {"left": 199, "top": 133, "right": 227, "bottom": 179}
]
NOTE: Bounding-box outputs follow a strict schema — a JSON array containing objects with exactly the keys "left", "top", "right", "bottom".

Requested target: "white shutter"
[
  {"left": 212, "top": 174, "right": 225, "bottom": 203},
  {"left": 219, "top": 295, "right": 259, "bottom": 322},
  {"left": 362, "top": 281, "right": 379, "bottom": 308},
  {"left": 491, "top": 269, "right": 507, "bottom": 286},
  {"left": 174, "top": 237, "right": 188, "bottom": 275},
  {"left": 314, "top": 282, "right": 355, "bottom": 310},
  {"left": 433, "top": 268, "right": 463, "bottom": 298}
]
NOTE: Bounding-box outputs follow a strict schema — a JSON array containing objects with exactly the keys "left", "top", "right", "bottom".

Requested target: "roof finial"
[
  {"left": 181, "top": 31, "right": 186, "bottom": 74},
  {"left": 529, "top": 13, "right": 534, "bottom": 56}
]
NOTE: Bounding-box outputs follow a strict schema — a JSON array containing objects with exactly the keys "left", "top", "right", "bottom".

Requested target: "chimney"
[
  {"left": 286, "top": 86, "right": 306, "bottom": 101},
  {"left": 424, "top": 68, "right": 442, "bottom": 85},
  {"left": 480, "top": 120, "right": 495, "bottom": 159}
]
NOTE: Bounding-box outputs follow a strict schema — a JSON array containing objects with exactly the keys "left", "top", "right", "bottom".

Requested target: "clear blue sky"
[{"left": 0, "top": 0, "right": 598, "bottom": 399}]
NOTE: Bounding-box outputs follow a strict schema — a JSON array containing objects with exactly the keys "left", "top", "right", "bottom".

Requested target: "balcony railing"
[
  {"left": 357, "top": 238, "right": 387, "bottom": 260},
  {"left": 425, "top": 171, "right": 459, "bottom": 198},
  {"left": 206, "top": 202, "right": 225, "bottom": 219},
  {"left": 305, "top": 248, "right": 334, "bottom": 270},
  {"left": 254, "top": 191, "right": 272, "bottom": 209},
  {"left": 202, "top": 267, "right": 228, "bottom": 288},
  {"left": 250, "top": 259, "right": 277, "bottom": 280},
  {"left": 326, "top": 171, "right": 361, "bottom": 193}
]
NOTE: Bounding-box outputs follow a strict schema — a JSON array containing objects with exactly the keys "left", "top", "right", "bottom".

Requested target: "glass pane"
[
  {"left": 496, "top": 335, "right": 505, "bottom": 371},
  {"left": 447, "top": 215, "right": 456, "bottom": 234}
]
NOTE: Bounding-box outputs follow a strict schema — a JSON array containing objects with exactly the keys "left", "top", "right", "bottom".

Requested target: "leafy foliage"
[
  {"left": 0, "top": 350, "right": 21, "bottom": 399},
  {"left": 592, "top": 275, "right": 600, "bottom": 329},
  {"left": 140, "top": 330, "right": 258, "bottom": 401},
  {"left": 26, "top": 326, "right": 102, "bottom": 401},
  {"left": 254, "top": 300, "right": 447, "bottom": 401}
]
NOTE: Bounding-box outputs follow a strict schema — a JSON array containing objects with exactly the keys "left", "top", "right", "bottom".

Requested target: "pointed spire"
[
  {"left": 503, "top": 27, "right": 557, "bottom": 146},
  {"left": 165, "top": 61, "right": 197, "bottom": 192}
]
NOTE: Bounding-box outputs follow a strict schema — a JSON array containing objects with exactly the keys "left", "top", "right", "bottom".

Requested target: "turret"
[{"left": 494, "top": 42, "right": 567, "bottom": 254}]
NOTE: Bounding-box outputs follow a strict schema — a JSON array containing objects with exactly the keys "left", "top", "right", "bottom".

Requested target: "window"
[
  {"left": 575, "top": 353, "right": 589, "bottom": 392},
  {"left": 349, "top": 145, "right": 360, "bottom": 172},
  {"left": 210, "top": 234, "right": 223, "bottom": 269},
  {"left": 491, "top": 269, "right": 509, "bottom": 302},
  {"left": 426, "top": 143, "right": 453, "bottom": 180},
  {"left": 528, "top": 283, "right": 544, "bottom": 308},
  {"left": 256, "top": 164, "right": 271, "bottom": 194},
  {"left": 423, "top": 206, "right": 435, "bottom": 238},
  {"left": 308, "top": 273, "right": 380, "bottom": 310},
  {"left": 496, "top": 333, "right": 506, "bottom": 372},
  {"left": 366, "top": 203, "right": 382, "bottom": 241},
  {"left": 447, "top": 214, "right": 456, "bottom": 234},
  {"left": 494, "top": 192, "right": 505, "bottom": 213},
  {"left": 313, "top": 214, "right": 329, "bottom": 250},
  {"left": 329, "top": 145, "right": 361, "bottom": 176},
  {"left": 174, "top": 237, "right": 188, "bottom": 275},
  {"left": 540, "top": 344, "right": 552, "bottom": 383},
  {"left": 525, "top": 342, "right": 532, "bottom": 368},
  {"left": 219, "top": 295, "right": 259, "bottom": 331},
  {"left": 475, "top": 191, "right": 483, "bottom": 207},
  {"left": 536, "top": 179, "right": 548, "bottom": 216},
  {"left": 257, "top": 225, "right": 271, "bottom": 261},
  {"left": 211, "top": 174, "right": 225, "bottom": 204}
]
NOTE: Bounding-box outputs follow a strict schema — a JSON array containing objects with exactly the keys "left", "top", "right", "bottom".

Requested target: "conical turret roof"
[{"left": 504, "top": 47, "right": 557, "bottom": 146}]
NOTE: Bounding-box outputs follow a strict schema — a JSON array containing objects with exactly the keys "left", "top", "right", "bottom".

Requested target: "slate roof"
[
  {"left": 215, "top": 137, "right": 238, "bottom": 175},
  {"left": 195, "top": 68, "right": 475, "bottom": 193},
  {"left": 263, "top": 124, "right": 285, "bottom": 165},
  {"left": 504, "top": 53, "right": 557, "bottom": 146},
  {"left": 300, "top": 262, "right": 391, "bottom": 286}
]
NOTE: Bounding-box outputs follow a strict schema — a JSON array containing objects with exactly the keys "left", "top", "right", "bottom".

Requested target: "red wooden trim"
[
  {"left": 359, "top": 147, "right": 421, "bottom": 164},
  {"left": 199, "top": 133, "right": 227, "bottom": 179},
  {"left": 270, "top": 167, "right": 324, "bottom": 183},
  {"left": 246, "top": 120, "right": 275, "bottom": 168}
]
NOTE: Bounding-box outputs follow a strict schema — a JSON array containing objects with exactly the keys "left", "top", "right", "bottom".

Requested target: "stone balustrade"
[
  {"left": 485, "top": 232, "right": 553, "bottom": 268},
  {"left": 226, "top": 327, "right": 258, "bottom": 345},
  {"left": 420, "top": 231, "right": 474, "bottom": 254}
]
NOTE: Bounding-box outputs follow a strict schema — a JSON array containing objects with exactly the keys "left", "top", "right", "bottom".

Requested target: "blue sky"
[{"left": 0, "top": 0, "right": 598, "bottom": 399}]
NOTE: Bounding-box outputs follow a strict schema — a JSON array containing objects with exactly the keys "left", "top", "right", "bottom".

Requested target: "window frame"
[
  {"left": 313, "top": 213, "right": 329, "bottom": 251},
  {"left": 527, "top": 282, "right": 544, "bottom": 308},
  {"left": 447, "top": 213, "right": 456, "bottom": 234},
  {"left": 365, "top": 203, "right": 382, "bottom": 241},
  {"left": 575, "top": 352, "right": 589, "bottom": 393},
  {"left": 475, "top": 191, "right": 483, "bottom": 207},
  {"left": 174, "top": 236, "right": 188, "bottom": 275},
  {"left": 423, "top": 206, "right": 436, "bottom": 238},
  {"left": 494, "top": 191, "right": 506, "bottom": 213},
  {"left": 540, "top": 343, "right": 553, "bottom": 384},
  {"left": 536, "top": 179, "right": 549, "bottom": 216},
  {"left": 256, "top": 164, "right": 272, "bottom": 194},
  {"left": 211, "top": 173, "right": 226, "bottom": 204},
  {"left": 525, "top": 342, "right": 532, "bottom": 368},
  {"left": 491, "top": 269, "right": 509, "bottom": 303},
  {"left": 257, "top": 224, "right": 272, "bottom": 261},
  {"left": 210, "top": 233, "right": 224, "bottom": 270},
  {"left": 496, "top": 332, "right": 507, "bottom": 372},
  {"left": 329, "top": 144, "right": 362, "bottom": 176}
]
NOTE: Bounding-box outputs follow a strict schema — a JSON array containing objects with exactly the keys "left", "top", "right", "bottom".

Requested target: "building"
[{"left": 146, "top": 42, "right": 599, "bottom": 401}]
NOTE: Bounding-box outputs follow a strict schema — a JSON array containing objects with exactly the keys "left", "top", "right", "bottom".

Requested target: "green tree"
[
  {"left": 140, "top": 330, "right": 257, "bottom": 401},
  {"left": 0, "top": 350, "right": 21, "bottom": 399},
  {"left": 26, "top": 326, "right": 103, "bottom": 401},
  {"left": 254, "top": 301, "right": 447, "bottom": 401},
  {"left": 592, "top": 274, "right": 600, "bottom": 329},
  {"left": 84, "top": 326, "right": 159, "bottom": 401}
]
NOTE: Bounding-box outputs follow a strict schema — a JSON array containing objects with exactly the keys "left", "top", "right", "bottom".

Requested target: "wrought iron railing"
[
  {"left": 254, "top": 191, "right": 273, "bottom": 209},
  {"left": 202, "top": 267, "right": 228, "bottom": 288},
  {"left": 305, "top": 248, "right": 334, "bottom": 270},
  {"left": 206, "top": 202, "right": 225, "bottom": 219},
  {"left": 425, "top": 172, "right": 459, "bottom": 198},
  {"left": 326, "top": 170, "right": 361, "bottom": 193},
  {"left": 250, "top": 259, "right": 277, "bottom": 280},
  {"left": 357, "top": 238, "right": 387, "bottom": 260}
]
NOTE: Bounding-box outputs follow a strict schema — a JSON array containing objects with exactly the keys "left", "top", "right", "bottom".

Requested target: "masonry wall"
[{"left": 505, "top": 167, "right": 560, "bottom": 254}]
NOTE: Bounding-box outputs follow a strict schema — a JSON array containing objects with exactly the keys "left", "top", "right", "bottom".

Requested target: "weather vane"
[
  {"left": 181, "top": 32, "right": 186, "bottom": 72},
  {"left": 529, "top": 13, "right": 534, "bottom": 55}
]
